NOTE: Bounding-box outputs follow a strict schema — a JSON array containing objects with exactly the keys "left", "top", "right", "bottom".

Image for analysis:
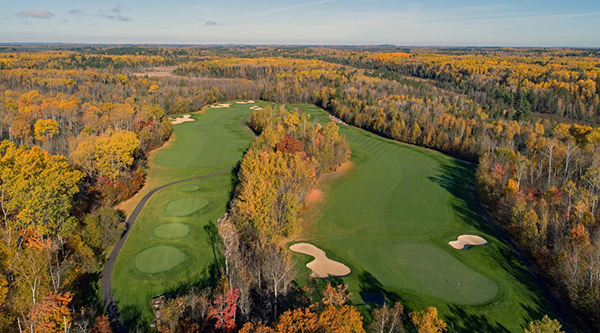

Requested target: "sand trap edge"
[
  {"left": 290, "top": 243, "right": 351, "bottom": 278},
  {"left": 449, "top": 235, "right": 488, "bottom": 250}
]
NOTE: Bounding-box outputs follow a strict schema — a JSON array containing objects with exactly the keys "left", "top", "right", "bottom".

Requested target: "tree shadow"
[
  {"left": 445, "top": 304, "right": 511, "bottom": 333},
  {"left": 71, "top": 271, "right": 102, "bottom": 309},
  {"left": 426, "top": 158, "right": 580, "bottom": 331},
  {"left": 204, "top": 220, "right": 222, "bottom": 267},
  {"left": 119, "top": 304, "right": 143, "bottom": 333},
  {"left": 227, "top": 161, "right": 243, "bottom": 209},
  {"left": 357, "top": 271, "right": 402, "bottom": 305},
  {"left": 426, "top": 158, "right": 497, "bottom": 236}
]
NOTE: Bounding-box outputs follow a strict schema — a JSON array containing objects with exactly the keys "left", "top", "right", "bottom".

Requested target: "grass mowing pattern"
[
  {"left": 111, "top": 102, "right": 260, "bottom": 325},
  {"left": 288, "top": 104, "right": 551, "bottom": 332}
]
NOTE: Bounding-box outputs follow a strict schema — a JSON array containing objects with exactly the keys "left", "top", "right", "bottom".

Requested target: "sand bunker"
[
  {"left": 210, "top": 103, "right": 231, "bottom": 108},
  {"left": 329, "top": 114, "right": 348, "bottom": 126},
  {"left": 249, "top": 105, "right": 263, "bottom": 111},
  {"left": 236, "top": 100, "right": 255, "bottom": 104},
  {"left": 449, "top": 235, "right": 488, "bottom": 250},
  {"left": 289, "top": 243, "right": 351, "bottom": 278},
  {"left": 171, "top": 115, "right": 195, "bottom": 125}
]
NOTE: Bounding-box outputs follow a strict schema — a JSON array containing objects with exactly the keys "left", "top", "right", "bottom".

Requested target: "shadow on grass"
[
  {"left": 426, "top": 158, "right": 576, "bottom": 331},
  {"left": 358, "top": 271, "right": 402, "bottom": 305},
  {"left": 445, "top": 304, "right": 511, "bottom": 333}
]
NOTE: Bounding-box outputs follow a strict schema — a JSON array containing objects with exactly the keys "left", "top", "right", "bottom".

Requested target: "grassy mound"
[
  {"left": 179, "top": 184, "right": 200, "bottom": 192},
  {"left": 135, "top": 245, "right": 186, "bottom": 274},
  {"left": 154, "top": 223, "right": 190, "bottom": 239},
  {"left": 165, "top": 197, "right": 209, "bottom": 217}
]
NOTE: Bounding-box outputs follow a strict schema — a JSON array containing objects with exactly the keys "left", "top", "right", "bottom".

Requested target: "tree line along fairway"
[
  {"left": 288, "top": 104, "right": 552, "bottom": 332},
  {"left": 110, "top": 102, "right": 259, "bottom": 325}
]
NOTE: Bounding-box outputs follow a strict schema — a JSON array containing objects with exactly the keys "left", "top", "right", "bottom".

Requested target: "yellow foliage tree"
[
  {"left": 410, "top": 307, "right": 447, "bottom": 333},
  {"left": 33, "top": 119, "right": 59, "bottom": 142}
]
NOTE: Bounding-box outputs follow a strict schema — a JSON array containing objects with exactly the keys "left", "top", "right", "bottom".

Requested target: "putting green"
[
  {"left": 393, "top": 242, "right": 498, "bottom": 304},
  {"left": 135, "top": 246, "right": 186, "bottom": 274},
  {"left": 154, "top": 223, "right": 190, "bottom": 239},
  {"left": 289, "top": 104, "right": 551, "bottom": 332},
  {"left": 179, "top": 184, "right": 200, "bottom": 192},
  {"left": 165, "top": 197, "right": 209, "bottom": 217}
]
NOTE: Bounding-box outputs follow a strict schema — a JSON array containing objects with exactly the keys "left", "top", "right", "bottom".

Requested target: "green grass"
[
  {"left": 135, "top": 246, "right": 187, "bottom": 274},
  {"left": 287, "top": 104, "right": 552, "bottom": 332},
  {"left": 154, "top": 223, "right": 190, "bottom": 239},
  {"left": 111, "top": 102, "right": 263, "bottom": 325},
  {"left": 165, "top": 197, "right": 210, "bottom": 217}
]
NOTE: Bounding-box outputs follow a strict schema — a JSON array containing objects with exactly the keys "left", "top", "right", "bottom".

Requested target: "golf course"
[
  {"left": 289, "top": 104, "right": 552, "bottom": 332},
  {"left": 107, "top": 101, "right": 553, "bottom": 332},
  {"left": 109, "top": 102, "right": 259, "bottom": 325}
]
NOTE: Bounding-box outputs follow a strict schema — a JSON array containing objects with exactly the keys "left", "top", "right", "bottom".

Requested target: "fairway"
[
  {"left": 290, "top": 104, "right": 551, "bottom": 332},
  {"left": 111, "top": 102, "right": 261, "bottom": 325}
]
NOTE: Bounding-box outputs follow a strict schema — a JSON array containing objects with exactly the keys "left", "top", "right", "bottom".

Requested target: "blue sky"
[{"left": 1, "top": 0, "right": 599, "bottom": 46}]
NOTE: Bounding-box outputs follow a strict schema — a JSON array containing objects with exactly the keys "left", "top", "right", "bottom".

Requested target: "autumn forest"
[{"left": 0, "top": 44, "right": 599, "bottom": 333}]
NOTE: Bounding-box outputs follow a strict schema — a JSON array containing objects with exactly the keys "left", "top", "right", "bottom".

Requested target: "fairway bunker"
[
  {"left": 290, "top": 243, "right": 351, "bottom": 278},
  {"left": 449, "top": 235, "right": 488, "bottom": 250},
  {"left": 179, "top": 184, "right": 200, "bottom": 192},
  {"left": 154, "top": 223, "right": 190, "bottom": 239},
  {"left": 166, "top": 197, "right": 210, "bottom": 217},
  {"left": 249, "top": 105, "right": 263, "bottom": 111},
  {"left": 236, "top": 100, "right": 255, "bottom": 104},
  {"left": 171, "top": 114, "right": 195, "bottom": 125},
  {"left": 210, "top": 103, "right": 231, "bottom": 108},
  {"left": 135, "top": 245, "right": 186, "bottom": 273}
]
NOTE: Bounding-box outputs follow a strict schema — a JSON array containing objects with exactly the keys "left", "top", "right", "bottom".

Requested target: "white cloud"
[{"left": 15, "top": 10, "right": 54, "bottom": 19}]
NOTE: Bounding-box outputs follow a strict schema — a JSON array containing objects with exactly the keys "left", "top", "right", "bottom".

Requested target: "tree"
[
  {"left": 90, "top": 315, "right": 113, "bottom": 333},
  {"left": 369, "top": 302, "right": 405, "bottom": 333},
  {"left": 33, "top": 119, "right": 59, "bottom": 142},
  {"left": 524, "top": 315, "right": 564, "bottom": 333},
  {"left": 209, "top": 287, "right": 239, "bottom": 332},
  {"left": 26, "top": 292, "right": 72, "bottom": 333},
  {"left": 319, "top": 305, "right": 365, "bottom": 333},
  {"left": 71, "top": 130, "right": 140, "bottom": 180},
  {"left": 0, "top": 141, "right": 83, "bottom": 238},
  {"left": 322, "top": 283, "right": 351, "bottom": 306},
  {"left": 410, "top": 307, "right": 447, "bottom": 333},
  {"left": 275, "top": 307, "right": 318, "bottom": 333}
]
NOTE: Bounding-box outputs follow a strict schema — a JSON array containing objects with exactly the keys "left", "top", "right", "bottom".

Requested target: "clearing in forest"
[
  {"left": 111, "top": 102, "right": 260, "bottom": 325},
  {"left": 288, "top": 104, "right": 552, "bottom": 333}
]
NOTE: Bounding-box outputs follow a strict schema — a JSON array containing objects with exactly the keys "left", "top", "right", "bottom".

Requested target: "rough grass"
[
  {"left": 288, "top": 104, "right": 552, "bottom": 332},
  {"left": 111, "top": 103, "right": 259, "bottom": 325}
]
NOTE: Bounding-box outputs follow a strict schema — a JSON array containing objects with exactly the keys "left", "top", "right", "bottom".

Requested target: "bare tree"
[{"left": 369, "top": 302, "right": 405, "bottom": 333}]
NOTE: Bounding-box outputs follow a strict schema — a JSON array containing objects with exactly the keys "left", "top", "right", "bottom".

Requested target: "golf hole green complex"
[
  {"left": 166, "top": 197, "right": 209, "bottom": 217},
  {"left": 135, "top": 245, "right": 186, "bottom": 274},
  {"left": 154, "top": 223, "right": 190, "bottom": 239}
]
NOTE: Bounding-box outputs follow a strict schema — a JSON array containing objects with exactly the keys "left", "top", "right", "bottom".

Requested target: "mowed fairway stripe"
[{"left": 291, "top": 104, "right": 550, "bottom": 332}]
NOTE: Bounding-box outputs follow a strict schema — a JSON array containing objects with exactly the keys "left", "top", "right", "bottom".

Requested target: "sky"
[{"left": 1, "top": 0, "right": 599, "bottom": 47}]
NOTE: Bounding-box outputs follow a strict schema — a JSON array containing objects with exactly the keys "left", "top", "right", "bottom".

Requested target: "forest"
[{"left": 0, "top": 45, "right": 598, "bottom": 332}]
